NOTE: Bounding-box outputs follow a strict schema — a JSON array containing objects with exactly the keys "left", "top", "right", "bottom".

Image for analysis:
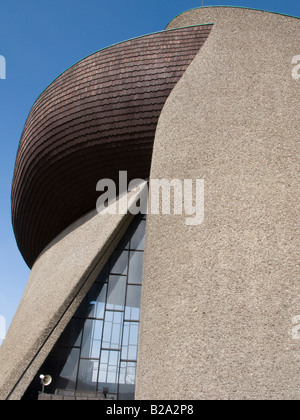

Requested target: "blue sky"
[{"left": 0, "top": 0, "right": 299, "bottom": 343}]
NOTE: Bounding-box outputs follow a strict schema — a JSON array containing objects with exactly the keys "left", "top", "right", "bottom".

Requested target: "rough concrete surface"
[{"left": 136, "top": 7, "right": 300, "bottom": 400}]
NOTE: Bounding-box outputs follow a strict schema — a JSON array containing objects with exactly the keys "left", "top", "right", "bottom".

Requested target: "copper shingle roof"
[{"left": 11, "top": 24, "right": 212, "bottom": 267}]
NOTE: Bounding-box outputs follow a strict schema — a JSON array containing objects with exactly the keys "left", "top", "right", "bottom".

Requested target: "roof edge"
[
  {"left": 166, "top": 5, "right": 300, "bottom": 29},
  {"left": 30, "top": 23, "right": 214, "bottom": 110}
]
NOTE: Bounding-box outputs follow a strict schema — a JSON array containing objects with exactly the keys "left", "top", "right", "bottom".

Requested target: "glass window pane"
[
  {"left": 60, "top": 318, "right": 83, "bottom": 348},
  {"left": 118, "top": 361, "right": 136, "bottom": 400},
  {"left": 81, "top": 319, "right": 103, "bottom": 359},
  {"left": 106, "top": 275, "right": 126, "bottom": 311},
  {"left": 57, "top": 347, "right": 80, "bottom": 390},
  {"left": 110, "top": 250, "right": 129, "bottom": 275},
  {"left": 85, "top": 283, "right": 107, "bottom": 319},
  {"left": 74, "top": 297, "right": 86, "bottom": 318},
  {"left": 125, "top": 285, "right": 141, "bottom": 320},
  {"left": 116, "top": 228, "right": 130, "bottom": 250},
  {"left": 121, "top": 322, "right": 139, "bottom": 361},
  {"left": 102, "top": 311, "right": 123, "bottom": 349},
  {"left": 77, "top": 359, "right": 99, "bottom": 392},
  {"left": 98, "top": 350, "right": 120, "bottom": 394},
  {"left": 130, "top": 219, "right": 146, "bottom": 250},
  {"left": 95, "top": 262, "right": 109, "bottom": 283},
  {"left": 128, "top": 251, "right": 144, "bottom": 284}
]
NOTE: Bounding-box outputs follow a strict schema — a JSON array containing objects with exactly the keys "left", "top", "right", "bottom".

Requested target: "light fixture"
[{"left": 39, "top": 374, "right": 52, "bottom": 394}]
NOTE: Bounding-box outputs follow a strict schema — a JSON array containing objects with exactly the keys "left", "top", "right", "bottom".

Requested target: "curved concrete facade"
[
  {"left": 136, "top": 7, "right": 300, "bottom": 399},
  {"left": 0, "top": 185, "right": 147, "bottom": 400}
]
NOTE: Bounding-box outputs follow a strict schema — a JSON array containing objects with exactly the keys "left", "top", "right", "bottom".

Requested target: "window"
[{"left": 35, "top": 214, "right": 146, "bottom": 400}]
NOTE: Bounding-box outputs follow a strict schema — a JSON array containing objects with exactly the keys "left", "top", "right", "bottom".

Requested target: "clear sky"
[{"left": 0, "top": 0, "right": 299, "bottom": 345}]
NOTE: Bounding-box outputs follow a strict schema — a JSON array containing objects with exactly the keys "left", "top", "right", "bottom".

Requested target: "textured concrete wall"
[
  {"left": 136, "top": 7, "right": 300, "bottom": 400},
  {"left": 0, "top": 185, "right": 147, "bottom": 400}
]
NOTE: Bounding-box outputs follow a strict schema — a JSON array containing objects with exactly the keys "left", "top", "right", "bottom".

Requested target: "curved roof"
[{"left": 12, "top": 24, "right": 212, "bottom": 267}]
